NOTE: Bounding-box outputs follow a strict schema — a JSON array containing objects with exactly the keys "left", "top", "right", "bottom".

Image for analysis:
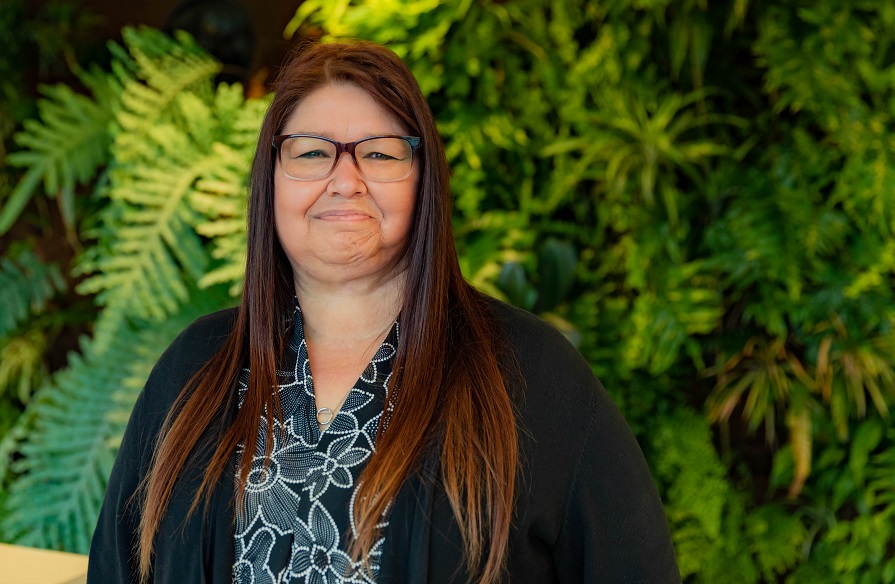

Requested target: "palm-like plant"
[{"left": 0, "top": 26, "right": 263, "bottom": 552}]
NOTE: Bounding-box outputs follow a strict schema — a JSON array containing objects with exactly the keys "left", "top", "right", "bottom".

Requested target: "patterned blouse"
[{"left": 233, "top": 303, "right": 398, "bottom": 584}]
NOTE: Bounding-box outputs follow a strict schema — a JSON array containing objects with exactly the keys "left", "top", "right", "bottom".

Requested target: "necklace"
[
  {"left": 316, "top": 389, "right": 352, "bottom": 427},
  {"left": 310, "top": 320, "right": 395, "bottom": 429}
]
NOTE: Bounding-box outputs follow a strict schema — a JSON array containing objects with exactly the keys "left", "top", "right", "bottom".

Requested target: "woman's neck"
[
  {"left": 294, "top": 267, "right": 404, "bottom": 409},
  {"left": 293, "top": 267, "right": 405, "bottom": 346}
]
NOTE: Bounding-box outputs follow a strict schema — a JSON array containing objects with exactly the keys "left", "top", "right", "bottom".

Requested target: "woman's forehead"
[{"left": 281, "top": 83, "right": 408, "bottom": 138}]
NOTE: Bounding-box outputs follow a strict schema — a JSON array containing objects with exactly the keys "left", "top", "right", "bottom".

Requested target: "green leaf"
[
  {"left": 0, "top": 245, "right": 66, "bottom": 336},
  {"left": 848, "top": 419, "right": 883, "bottom": 485},
  {"left": 496, "top": 262, "right": 536, "bottom": 311},
  {"left": 536, "top": 238, "right": 576, "bottom": 311},
  {"left": 0, "top": 288, "right": 229, "bottom": 553},
  {"left": 0, "top": 165, "right": 44, "bottom": 235}
]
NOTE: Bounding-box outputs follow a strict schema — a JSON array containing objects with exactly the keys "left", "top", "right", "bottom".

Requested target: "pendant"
[{"left": 316, "top": 407, "right": 334, "bottom": 425}]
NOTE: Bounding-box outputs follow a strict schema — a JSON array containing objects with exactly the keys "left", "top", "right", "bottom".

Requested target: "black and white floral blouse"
[{"left": 233, "top": 303, "right": 398, "bottom": 584}]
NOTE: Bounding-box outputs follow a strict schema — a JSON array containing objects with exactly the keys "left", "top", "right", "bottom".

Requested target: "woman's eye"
[
  {"left": 295, "top": 149, "right": 329, "bottom": 159},
  {"left": 365, "top": 151, "right": 398, "bottom": 161}
]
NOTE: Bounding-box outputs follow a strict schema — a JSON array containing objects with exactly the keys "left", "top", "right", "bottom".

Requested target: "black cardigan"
[{"left": 87, "top": 298, "right": 681, "bottom": 583}]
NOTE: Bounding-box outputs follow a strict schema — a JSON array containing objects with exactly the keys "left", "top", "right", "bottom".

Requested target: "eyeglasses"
[{"left": 272, "top": 134, "right": 421, "bottom": 182}]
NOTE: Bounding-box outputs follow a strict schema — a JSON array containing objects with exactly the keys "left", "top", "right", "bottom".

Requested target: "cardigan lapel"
[{"left": 378, "top": 459, "right": 436, "bottom": 583}]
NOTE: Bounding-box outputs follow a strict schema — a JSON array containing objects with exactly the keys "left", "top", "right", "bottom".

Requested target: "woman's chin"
[{"left": 293, "top": 246, "right": 403, "bottom": 282}]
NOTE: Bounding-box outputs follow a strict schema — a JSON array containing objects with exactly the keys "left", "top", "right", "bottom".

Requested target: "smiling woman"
[
  {"left": 274, "top": 84, "right": 419, "bottom": 290},
  {"left": 86, "top": 40, "right": 680, "bottom": 584}
]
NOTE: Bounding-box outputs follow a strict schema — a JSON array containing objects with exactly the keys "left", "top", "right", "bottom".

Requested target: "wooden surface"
[{"left": 0, "top": 543, "right": 87, "bottom": 584}]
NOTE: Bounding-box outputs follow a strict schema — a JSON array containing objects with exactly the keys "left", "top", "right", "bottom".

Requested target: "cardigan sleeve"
[
  {"left": 87, "top": 308, "right": 238, "bottom": 583},
  {"left": 486, "top": 295, "right": 680, "bottom": 583},
  {"left": 551, "top": 378, "right": 681, "bottom": 583},
  {"left": 86, "top": 379, "right": 151, "bottom": 583}
]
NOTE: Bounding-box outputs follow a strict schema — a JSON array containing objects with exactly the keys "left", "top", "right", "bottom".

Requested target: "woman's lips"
[{"left": 315, "top": 209, "right": 372, "bottom": 221}]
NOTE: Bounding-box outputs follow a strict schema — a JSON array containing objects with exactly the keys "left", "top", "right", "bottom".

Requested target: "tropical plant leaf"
[
  {"left": 193, "top": 90, "right": 269, "bottom": 296},
  {"left": 74, "top": 40, "right": 258, "bottom": 337},
  {"left": 114, "top": 26, "right": 220, "bottom": 151},
  {"left": 649, "top": 408, "right": 760, "bottom": 583},
  {"left": 76, "top": 145, "right": 214, "bottom": 322},
  {"left": 0, "top": 327, "right": 48, "bottom": 405},
  {"left": 0, "top": 68, "right": 122, "bottom": 234},
  {"left": 745, "top": 504, "right": 807, "bottom": 581},
  {"left": 0, "top": 288, "right": 230, "bottom": 553},
  {"left": 0, "top": 244, "right": 66, "bottom": 337}
]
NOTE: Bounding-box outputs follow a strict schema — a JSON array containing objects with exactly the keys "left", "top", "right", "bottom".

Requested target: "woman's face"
[{"left": 274, "top": 83, "right": 419, "bottom": 287}]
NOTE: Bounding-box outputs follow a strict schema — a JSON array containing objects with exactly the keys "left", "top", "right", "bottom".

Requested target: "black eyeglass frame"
[{"left": 271, "top": 134, "right": 422, "bottom": 182}]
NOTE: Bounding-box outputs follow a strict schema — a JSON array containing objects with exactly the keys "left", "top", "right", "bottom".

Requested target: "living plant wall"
[{"left": 1, "top": 1, "right": 894, "bottom": 582}]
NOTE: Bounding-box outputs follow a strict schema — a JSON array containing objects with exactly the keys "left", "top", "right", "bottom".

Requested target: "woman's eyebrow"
[
  {"left": 284, "top": 130, "right": 402, "bottom": 140},
  {"left": 292, "top": 130, "right": 337, "bottom": 138}
]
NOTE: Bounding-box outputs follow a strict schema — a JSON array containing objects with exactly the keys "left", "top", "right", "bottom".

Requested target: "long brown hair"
[{"left": 138, "top": 40, "right": 517, "bottom": 583}]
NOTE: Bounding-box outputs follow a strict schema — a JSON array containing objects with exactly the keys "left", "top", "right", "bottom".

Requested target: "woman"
[{"left": 88, "top": 41, "right": 680, "bottom": 583}]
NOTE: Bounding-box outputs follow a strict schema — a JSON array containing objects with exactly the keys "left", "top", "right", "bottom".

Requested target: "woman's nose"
[{"left": 327, "top": 153, "right": 366, "bottom": 196}]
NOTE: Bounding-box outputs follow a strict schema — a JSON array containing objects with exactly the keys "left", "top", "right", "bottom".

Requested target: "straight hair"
[{"left": 138, "top": 40, "right": 517, "bottom": 583}]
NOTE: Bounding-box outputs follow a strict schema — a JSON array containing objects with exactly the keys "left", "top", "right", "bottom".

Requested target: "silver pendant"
[{"left": 316, "top": 407, "right": 334, "bottom": 425}]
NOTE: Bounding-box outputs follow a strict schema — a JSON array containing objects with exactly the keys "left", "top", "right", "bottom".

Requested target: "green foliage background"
[{"left": 2, "top": 1, "right": 894, "bottom": 581}]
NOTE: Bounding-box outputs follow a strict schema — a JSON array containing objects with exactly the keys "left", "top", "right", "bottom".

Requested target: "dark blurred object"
[{"left": 163, "top": 0, "right": 255, "bottom": 85}]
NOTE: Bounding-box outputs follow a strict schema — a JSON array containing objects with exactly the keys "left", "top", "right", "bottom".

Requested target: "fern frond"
[
  {"left": 193, "top": 155, "right": 248, "bottom": 294},
  {"left": 650, "top": 408, "right": 759, "bottom": 581},
  {"left": 0, "top": 72, "right": 121, "bottom": 234},
  {"left": 622, "top": 259, "right": 722, "bottom": 375},
  {"left": 75, "top": 75, "right": 218, "bottom": 321},
  {"left": 0, "top": 327, "right": 48, "bottom": 404},
  {"left": 0, "top": 288, "right": 230, "bottom": 553},
  {"left": 77, "top": 81, "right": 262, "bottom": 324},
  {"left": 76, "top": 151, "right": 213, "bottom": 321},
  {"left": 114, "top": 26, "right": 220, "bottom": 159},
  {"left": 0, "top": 245, "right": 66, "bottom": 337},
  {"left": 745, "top": 505, "right": 807, "bottom": 582}
]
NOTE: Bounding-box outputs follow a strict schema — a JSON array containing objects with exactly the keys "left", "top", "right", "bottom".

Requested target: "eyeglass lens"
[{"left": 279, "top": 137, "right": 414, "bottom": 182}]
